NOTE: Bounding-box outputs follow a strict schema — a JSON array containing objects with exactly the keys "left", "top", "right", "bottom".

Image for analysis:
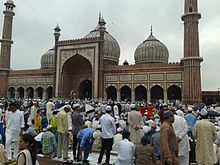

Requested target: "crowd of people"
[{"left": 0, "top": 98, "right": 220, "bottom": 165}]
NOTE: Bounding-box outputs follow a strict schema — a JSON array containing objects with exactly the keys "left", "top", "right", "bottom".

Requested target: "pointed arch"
[
  {"left": 8, "top": 87, "right": 15, "bottom": 99},
  {"left": 36, "top": 86, "right": 44, "bottom": 99},
  {"left": 61, "top": 54, "right": 92, "bottom": 98},
  {"left": 167, "top": 85, "right": 182, "bottom": 101},
  {"left": 150, "top": 85, "right": 164, "bottom": 102},
  {"left": 106, "top": 86, "right": 117, "bottom": 101},
  {"left": 78, "top": 79, "right": 92, "bottom": 100},
  {"left": 46, "top": 86, "right": 53, "bottom": 99},
  {"left": 120, "top": 85, "right": 131, "bottom": 101},
  {"left": 135, "top": 85, "right": 147, "bottom": 101},
  {"left": 17, "top": 87, "right": 24, "bottom": 99},
  {"left": 26, "top": 87, "right": 34, "bottom": 99}
]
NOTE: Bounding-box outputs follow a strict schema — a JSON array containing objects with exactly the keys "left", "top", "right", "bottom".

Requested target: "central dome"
[
  {"left": 134, "top": 31, "right": 169, "bottom": 64},
  {"left": 84, "top": 18, "right": 120, "bottom": 64}
]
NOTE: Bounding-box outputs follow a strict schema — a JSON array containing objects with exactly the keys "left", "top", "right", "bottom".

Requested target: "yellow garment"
[
  {"left": 51, "top": 115, "right": 57, "bottom": 131},
  {"left": 57, "top": 110, "right": 68, "bottom": 134},
  {"left": 0, "top": 144, "right": 7, "bottom": 165},
  {"left": 35, "top": 114, "right": 42, "bottom": 132},
  {"left": 193, "top": 119, "right": 217, "bottom": 165}
]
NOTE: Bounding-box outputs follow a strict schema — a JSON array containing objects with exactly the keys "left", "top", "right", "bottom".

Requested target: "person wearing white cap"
[
  {"left": 41, "top": 125, "right": 57, "bottom": 158},
  {"left": 184, "top": 107, "right": 197, "bottom": 139},
  {"left": 71, "top": 103, "right": 84, "bottom": 161},
  {"left": 127, "top": 103, "right": 143, "bottom": 145},
  {"left": 46, "top": 99, "right": 55, "bottom": 124},
  {"left": 57, "top": 104, "right": 71, "bottom": 160},
  {"left": 192, "top": 107, "right": 217, "bottom": 165},
  {"left": 98, "top": 105, "right": 116, "bottom": 165},
  {"left": 112, "top": 127, "right": 123, "bottom": 152}
]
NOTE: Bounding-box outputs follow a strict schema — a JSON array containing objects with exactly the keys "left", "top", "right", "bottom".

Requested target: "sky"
[{"left": 0, "top": 0, "right": 220, "bottom": 91}]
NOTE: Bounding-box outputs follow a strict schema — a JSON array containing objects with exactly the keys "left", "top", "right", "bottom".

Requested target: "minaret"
[
  {"left": 53, "top": 25, "right": 61, "bottom": 98},
  {"left": 181, "top": 0, "right": 203, "bottom": 104},
  {"left": 98, "top": 13, "right": 106, "bottom": 99},
  {"left": 0, "top": 0, "right": 15, "bottom": 98}
]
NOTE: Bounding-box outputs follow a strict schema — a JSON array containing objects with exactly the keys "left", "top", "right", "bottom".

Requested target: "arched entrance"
[
  {"left": 36, "top": 86, "right": 44, "bottom": 99},
  {"left": 26, "top": 87, "right": 34, "bottom": 99},
  {"left": 8, "top": 87, "right": 15, "bottom": 99},
  {"left": 62, "top": 54, "right": 92, "bottom": 98},
  {"left": 167, "top": 85, "right": 182, "bottom": 101},
  {"left": 106, "top": 86, "right": 117, "bottom": 101},
  {"left": 120, "top": 85, "right": 131, "bottom": 101},
  {"left": 78, "top": 80, "right": 92, "bottom": 99},
  {"left": 150, "top": 85, "right": 164, "bottom": 102},
  {"left": 135, "top": 85, "right": 147, "bottom": 101},
  {"left": 17, "top": 87, "right": 24, "bottom": 99},
  {"left": 46, "top": 86, "right": 53, "bottom": 99}
]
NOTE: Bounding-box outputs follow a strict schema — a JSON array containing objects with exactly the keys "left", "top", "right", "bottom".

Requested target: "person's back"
[
  {"left": 114, "top": 131, "right": 135, "bottom": 165},
  {"left": 193, "top": 117, "right": 216, "bottom": 164}
]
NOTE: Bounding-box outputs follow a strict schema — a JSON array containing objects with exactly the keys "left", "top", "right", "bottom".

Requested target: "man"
[
  {"left": 127, "top": 103, "right": 143, "bottom": 145},
  {"left": 71, "top": 103, "right": 84, "bottom": 161},
  {"left": 172, "top": 112, "right": 190, "bottom": 165},
  {"left": 184, "top": 107, "right": 197, "bottom": 138},
  {"left": 114, "top": 131, "right": 135, "bottom": 165},
  {"left": 41, "top": 125, "right": 57, "bottom": 158},
  {"left": 5, "top": 102, "right": 25, "bottom": 159},
  {"left": 193, "top": 107, "right": 217, "bottom": 165},
  {"left": 46, "top": 99, "right": 55, "bottom": 124},
  {"left": 77, "top": 127, "right": 96, "bottom": 165},
  {"left": 160, "top": 110, "right": 179, "bottom": 165},
  {"left": 98, "top": 105, "right": 116, "bottom": 165},
  {"left": 57, "top": 105, "right": 71, "bottom": 160}
]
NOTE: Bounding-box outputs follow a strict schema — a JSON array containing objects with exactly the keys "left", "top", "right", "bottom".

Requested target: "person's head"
[
  {"left": 105, "top": 105, "right": 112, "bottom": 114},
  {"left": 8, "top": 102, "right": 17, "bottom": 112},
  {"left": 122, "top": 131, "right": 130, "bottom": 140},
  {"left": 163, "top": 110, "right": 174, "bottom": 123},
  {"left": 64, "top": 105, "right": 71, "bottom": 113},
  {"left": 141, "top": 136, "right": 150, "bottom": 146},
  {"left": 19, "top": 134, "right": 37, "bottom": 164},
  {"left": 72, "top": 103, "right": 80, "bottom": 112},
  {"left": 19, "top": 134, "right": 34, "bottom": 150},
  {"left": 199, "top": 108, "right": 208, "bottom": 119}
]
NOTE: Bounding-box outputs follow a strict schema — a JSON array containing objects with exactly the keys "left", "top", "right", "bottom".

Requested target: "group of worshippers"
[{"left": 0, "top": 98, "right": 220, "bottom": 165}]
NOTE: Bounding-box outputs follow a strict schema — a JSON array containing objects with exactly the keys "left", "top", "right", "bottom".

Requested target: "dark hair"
[
  {"left": 122, "top": 131, "right": 130, "bottom": 139},
  {"left": 141, "top": 136, "right": 150, "bottom": 146},
  {"left": 20, "top": 134, "right": 37, "bottom": 164}
]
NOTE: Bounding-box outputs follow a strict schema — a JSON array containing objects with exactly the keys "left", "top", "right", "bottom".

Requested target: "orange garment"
[{"left": 147, "top": 104, "right": 154, "bottom": 119}]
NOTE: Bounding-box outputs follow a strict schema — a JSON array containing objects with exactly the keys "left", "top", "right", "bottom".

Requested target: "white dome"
[
  {"left": 41, "top": 49, "right": 55, "bottom": 69},
  {"left": 134, "top": 33, "right": 169, "bottom": 64},
  {"left": 84, "top": 24, "right": 120, "bottom": 63}
]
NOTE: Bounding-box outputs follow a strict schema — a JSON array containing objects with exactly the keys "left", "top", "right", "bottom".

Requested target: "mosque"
[{"left": 0, "top": 0, "right": 206, "bottom": 104}]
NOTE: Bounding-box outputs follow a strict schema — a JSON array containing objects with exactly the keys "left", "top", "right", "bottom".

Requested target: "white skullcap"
[
  {"left": 130, "top": 104, "right": 136, "bottom": 109},
  {"left": 92, "top": 131, "right": 99, "bottom": 139},
  {"left": 64, "top": 104, "right": 71, "bottom": 110},
  {"left": 47, "top": 125, "right": 53, "bottom": 130},
  {"left": 72, "top": 103, "right": 80, "bottom": 109},
  {"left": 199, "top": 107, "right": 208, "bottom": 116},
  {"left": 105, "top": 105, "right": 112, "bottom": 111},
  {"left": 117, "top": 127, "right": 122, "bottom": 133}
]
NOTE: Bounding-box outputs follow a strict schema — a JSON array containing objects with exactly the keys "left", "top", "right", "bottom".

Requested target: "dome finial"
[{"left": 150, "top": 25, "right": 153, "bottom": 35}]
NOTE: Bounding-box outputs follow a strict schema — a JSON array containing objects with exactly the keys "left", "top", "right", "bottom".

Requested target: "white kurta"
[
  {"left": 172, "top": 115, "right": 190, "bottom": 156},
  {"left": 5, "top": 110, "right": 25, "bottom": 159}
]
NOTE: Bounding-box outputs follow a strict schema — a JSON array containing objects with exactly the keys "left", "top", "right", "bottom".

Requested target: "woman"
[
  {"left": 135, "top": 136, "right": 156, "bottom": 165},
  {"left": 17, "top": 134, "right": 38, "bottom": 165}
]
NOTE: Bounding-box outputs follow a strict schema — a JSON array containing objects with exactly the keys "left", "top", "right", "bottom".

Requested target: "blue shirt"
[
  {"left": 77, "top": 128, "right": 95, "bottom": 148},
  {"left": 184, "top": 113, "right": 197, "bottom": 132}
]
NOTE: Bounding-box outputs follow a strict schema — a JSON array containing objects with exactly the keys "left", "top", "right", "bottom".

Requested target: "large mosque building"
[{"left": 0, "top": 0, "right": 204, "bottom": 104}]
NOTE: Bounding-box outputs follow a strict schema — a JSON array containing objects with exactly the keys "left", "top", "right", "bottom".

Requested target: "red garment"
[
  {"left": 139, "top": 106, "right": 145, "bottom": 116},
  {"left": 147, "top": 104, "right": 154, "bottom": 119}
]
